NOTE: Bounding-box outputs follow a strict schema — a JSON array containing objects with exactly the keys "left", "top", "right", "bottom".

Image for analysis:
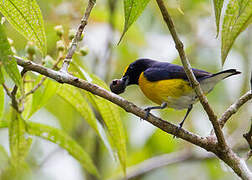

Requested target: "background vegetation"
[{"left": 0, "top": 0, "right": 251, "bottom": 179}]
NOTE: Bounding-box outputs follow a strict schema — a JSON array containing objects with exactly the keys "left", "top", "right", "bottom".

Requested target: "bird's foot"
[
  {"left": 173, "top": 122, "right": 184, "bottom": 139},
  {"left": 139, "top": 107, "right": 152, "bottom": 121},
  {"left": 144, "top": 107, "right": 152, "bottom": 119},
  {"left": 173, "top": 105, "right": 193, "bottom": 138},
  {"left": 141, "top": 103, "right": 168, "bottom": 121}
]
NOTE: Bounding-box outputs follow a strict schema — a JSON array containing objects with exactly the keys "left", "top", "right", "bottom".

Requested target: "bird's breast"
[{"left": 138, "top": 72, "right": 196, "bottom": 109}]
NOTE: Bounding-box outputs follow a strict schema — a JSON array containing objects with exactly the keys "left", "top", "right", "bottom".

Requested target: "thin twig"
[
  {"left": 25, "top": 77, "right": 46, "bottom": 97},
  {"left": 53, "top": 53, "right": 64, "bottom": 69},
  {"left": 2, "top": 83, "right": 12, "bottom": 98},
  {"left": 114, "top": 143, "right": 251, "bottom": 180},
  {"left": 60, "top": 0, "right": 96, "bottom": 72},
  {"left": 11, "top": 68, "right": 27, "bottom": 97},
  {"left": 23, "top": 52, "right": 64, "bottom": 99},
  {"left": 121, "top": 150, "right": 214, "bottom": 180},
  {"left": 119, "top": 143, "right": 250, "bottom": 180},
  {"left": 250, "top": 70, "right": 252, "bottom": 91},
  {"left": 243, "top": 120, "right": 252, "bottom": 160},
  {"left": 246, "top": 151, "right": 252, "bottom": 161},
  {"left": 155, "top": 0, "right": 226, "bottom": 149},
  {"left": 117, "top": 145, "right": 250, "bottom": 180},
  {"left": 219, "top": 91, "right": 252, "bottom": 128},
  {"left": 11, "top": 85, "right": 18, "bottom": 97},
  {"left": 8, "top": 68, "right": 27, "bottom": 112}
]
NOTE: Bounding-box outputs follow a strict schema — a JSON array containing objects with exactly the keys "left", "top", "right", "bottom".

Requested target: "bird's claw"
[
  {"left": 173, "top": 124, "right": 183, "bottom": 139},
  {"left": 139, "top": 107, "right": 151, "bottom": 121},
  {"left": 144, "top": 107, "right": 151, "bottom": 119}
]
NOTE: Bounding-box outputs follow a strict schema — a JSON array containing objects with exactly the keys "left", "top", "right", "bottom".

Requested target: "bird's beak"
[{"left": 110, "top": 76, "right": 129, "bottom": 94}]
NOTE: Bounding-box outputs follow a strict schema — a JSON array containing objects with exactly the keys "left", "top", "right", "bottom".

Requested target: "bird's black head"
[
  {"left": 123, "top": 58, "right": 155, "bottom": 85},
  {"left": 110, "top": 58, "right": 155, "bottom": 94}
]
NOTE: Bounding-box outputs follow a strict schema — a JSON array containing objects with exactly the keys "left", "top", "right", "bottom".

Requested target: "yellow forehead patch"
[{"left": 123, "top": 65, "right": 129, "bottom": 76}]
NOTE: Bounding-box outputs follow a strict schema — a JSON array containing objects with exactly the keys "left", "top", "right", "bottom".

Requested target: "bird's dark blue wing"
[{"left": 144, "top": 62, "right": 211, "bottom": 82}]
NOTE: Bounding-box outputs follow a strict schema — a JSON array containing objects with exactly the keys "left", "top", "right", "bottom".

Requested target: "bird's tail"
[
  {"left": 200, "top": 69, "right": 241, "bottom": 83},
  {"left": 199, "top": 69, "right": 241, "bottom": 93},
  {"left": 211, "top": 69, "right": 241, "bottom": 79}
]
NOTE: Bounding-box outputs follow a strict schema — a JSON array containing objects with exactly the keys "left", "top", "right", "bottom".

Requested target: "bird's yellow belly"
[{"left": 138, "top": 72, "right": 195, "bottom": 109}]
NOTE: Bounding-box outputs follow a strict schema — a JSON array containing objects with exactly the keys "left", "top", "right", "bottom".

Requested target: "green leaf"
[
  {"left": 2, "top": 164, "right": 31, "bottom": 180},
  {"left": 28, "top": 77, "right": 58, "bottom": 118},
  {"left": 57, "top": 84, "right": 114, "bottom": 160},
  {"left": 56, "top": 84, "right": 99, "bottom": 133},
  {"left": 0, "top": 86, "right": 4, "bottom": 120},
  {"left": 9, "top": 108, "right": 32, "bottom": 166},
  {"left": 119, "top": 0, "right": 151, "bottom": 44},
  {"left": 73, "top": 64, "right": 127, "bottom": 173},
  {"left": 0, "top": 0, "right": 47, "bottom": 55},
  {"left": 27, "top": 122, "right": 99, "bottom": 177},
  {"left": 90, "top": 94, "right": 127, "bottom": 173},
  {"left": 240, "top": 15, "right": 252, "bottom": 31},
  {"left": 213, "top": 0, "right": 224, "bottom": 36},
  {"left": 221, "top": 0, "right": 252, "bottom": 64},
  {"left": 0, "top": 24, "right": 22, "bottom": 88}
]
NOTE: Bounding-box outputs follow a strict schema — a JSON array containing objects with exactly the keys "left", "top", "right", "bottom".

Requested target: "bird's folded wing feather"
[{"left": 144, "top": 63, "right": 211, "bottom": 82}]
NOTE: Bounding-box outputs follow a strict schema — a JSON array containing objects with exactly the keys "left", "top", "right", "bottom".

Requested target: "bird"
[{"left": 110, "top": 58, "right": 241, "bottom": 129}]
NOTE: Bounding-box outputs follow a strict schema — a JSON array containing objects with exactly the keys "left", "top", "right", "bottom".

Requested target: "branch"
[
  {"left": 123, "top": 150, "right": 214, "bottom": 179},
  {"left": 14, "top": 56, "right": 217, "bottom": 152},
  {"left": 219, "top": 91, "right": 252, "bottom": 128},
  {"left": 243, "top": 120, "right": 252, "bottom": 160},
  {"left": 250, "top": 70, "right": 252, "bottom": 91},
  {"left": 2, "top": 83, "right": 12, "bottom": 98},
  {"left": 117, "top": 143, "right": 250, "bottom": 180},
  {"left": 4, "top": 68, "right": 27, "bottom": 112},
  {"left": 60, "top": 0, "right": 96, "bottom": 72},
  {"left": 155, "top": 0, "right": 226, "bottom": 149},
  {"left": 25, "top": 76, "right": 46, "bottom": 97}
]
